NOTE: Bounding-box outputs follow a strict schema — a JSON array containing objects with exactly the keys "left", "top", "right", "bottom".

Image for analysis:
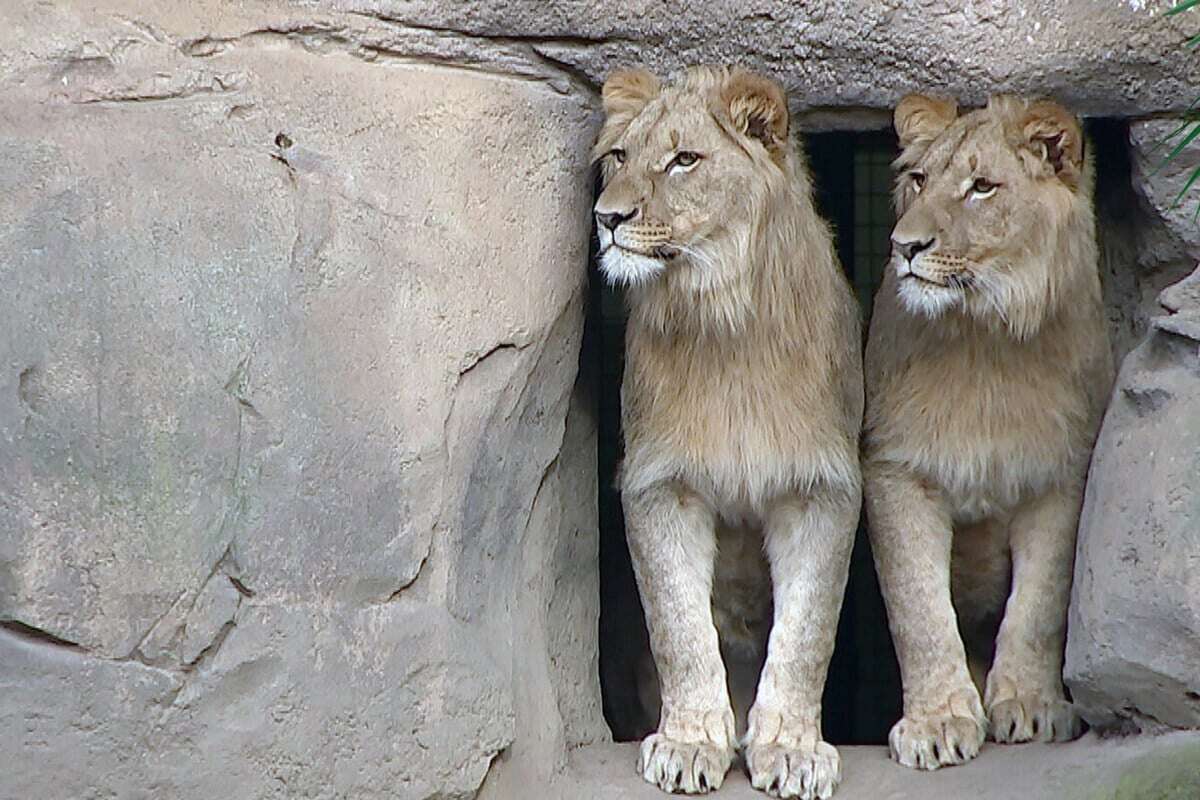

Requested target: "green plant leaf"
[
  {"left": 1172, "top": 165, "right": 1200, "bottom": 211},
  {"left": 1161, "top": 1, "right": 1200, "bottom": 214},
  {"left": 1145, "top": 94, "right": 1200, "bottom": 160},
  {"left": 1153, "top": 121, "right": 1200, "bottom": 177},
  {"left": 1159, "top": 118, "right": 1195, "bottom": 148}
]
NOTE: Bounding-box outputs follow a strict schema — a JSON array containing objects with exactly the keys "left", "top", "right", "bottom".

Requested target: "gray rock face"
[
  {"left": 332, "top": 0, "right": 1200, "bottom": 122},
  {"left": 1066, "top": 265, "right": 1200, "bottom": 733},
  {"left": 0, "top": 628, "right": 183, "bottom": 800},
  {"left": 0, "top": 3, "right": 603, "bottom": 797},
  {"left": 1131, "top": 120, "right": 1200, "bottom": 268}
]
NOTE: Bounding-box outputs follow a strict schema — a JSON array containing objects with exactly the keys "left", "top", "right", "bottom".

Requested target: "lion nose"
[
  {"left": 893, "top": 236, "right": 935, "bottom": 263},
  {"left": 595, "top": 208, "right": 638, "bottom": 232}
]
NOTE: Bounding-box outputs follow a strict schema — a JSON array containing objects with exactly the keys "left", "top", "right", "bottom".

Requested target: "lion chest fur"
[
  {"left": 620, "top": 293, "right": 861, "bottom": 519},
  {"left": 865, "top": 290, "right": 1110, "bottom": 522}
]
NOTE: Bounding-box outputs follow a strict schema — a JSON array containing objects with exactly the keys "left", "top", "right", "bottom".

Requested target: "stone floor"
[{"left": 566, "top": 731, "right": 1200, "bottom": 800}]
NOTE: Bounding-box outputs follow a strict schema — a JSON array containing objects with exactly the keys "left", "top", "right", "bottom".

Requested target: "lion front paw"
[
  {"left": 637, "top": 733, "right": 734, "bottom": 794},
  {"left": 888, "top": 691, "right": 986, "bottom": 770},
  {"left": 745, "top": 740, "right": 841, "bottom": 800},
  {"left": 988, "top": 693, "right": 1083, "bottom": 743}
]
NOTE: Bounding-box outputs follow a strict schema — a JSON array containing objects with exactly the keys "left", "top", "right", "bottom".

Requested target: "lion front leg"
[
  {"left": 624, "top": 482, "right": 736, "bottom": 795},
  {"left": 986, "top": 485, "right": 1085, "bottom": 744},
  {"left": 864, "top": 460, "right": 986, "bottom": 770},
  {"left": 743, "top": 491, "right": 857, "bottom": 800}
]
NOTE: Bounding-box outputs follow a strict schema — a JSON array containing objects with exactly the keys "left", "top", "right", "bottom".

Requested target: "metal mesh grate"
[{"left": 852, "top": 133, "right": 897, "bottom": 314}]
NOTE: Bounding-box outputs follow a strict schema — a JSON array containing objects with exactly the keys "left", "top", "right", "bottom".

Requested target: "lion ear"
[
  {"left": 595, "top": 68, "right": 661, "bottom": 162},
  {"left": 894, "top": 94, "right": 958, "bottom": 150},
  {"left": 722, "top": 68, "right": 789, "bottom": 153},
  {"left": 601, "top": 68, "right": 661, "bottom": 122},
  {"left": 1022, "top": 100, "right": 1084, "bottom": 188}
]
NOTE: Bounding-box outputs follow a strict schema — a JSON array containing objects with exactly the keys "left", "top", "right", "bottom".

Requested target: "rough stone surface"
[
  {"left": 1131, "top": 120, "right": 1200, "bottom": 269},
  {"left": 1066, "top": 265, "right": 1200, "bottom": 733},
  {"left": 0, "top": 627, "right": 183, "bottom": 800},
  {"left": 0, "top": 2, "right": 603, "bottom": 797},
  {"left": 1093, "top": 122, "right": 1167, "bottom": 367},
  {"left": 567, "top": 735, "right": 1200, "bottom": 800},
  {"left": 336, "top": 0, "right": 1200, "bottom": 123},
  {"left": 3, "top": 1, "right": 1194, "bottom": 127}
]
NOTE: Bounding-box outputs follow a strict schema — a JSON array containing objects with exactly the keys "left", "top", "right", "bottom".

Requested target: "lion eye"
[
  {"left": 909, "top": 171, "right": 926, "bottom": 193},
  {"left": 668, "top": 151, "right": 702, "bottom": 174},
  {"left": 970, "top": 177, "right": 999, "bottom": 197},
  {"left": 608, "top": 148, "right": 627, "bottom": 165}
]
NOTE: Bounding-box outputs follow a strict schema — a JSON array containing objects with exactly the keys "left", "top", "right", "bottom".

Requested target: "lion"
[
  {"left": 592, "top": 65, "right": 864, "bottom": 799},
  {"left": 862, "top": 94, "right": 1114, "bottom": 771}
]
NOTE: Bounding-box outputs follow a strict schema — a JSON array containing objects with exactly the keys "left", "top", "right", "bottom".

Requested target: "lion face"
[
  {"left": 592, "top": 66, "right": 791, "bottom": 289},
  {"left": 889, "top": 95, "right": 1087, "bottom": 336}
]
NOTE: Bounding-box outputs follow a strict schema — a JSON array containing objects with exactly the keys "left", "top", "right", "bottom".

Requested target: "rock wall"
[
  {"left": 0, "top": 3, "right": 603, "bottom": 798},
  {"left": 324, "top": 0, "right": 1200, "bottom": 122},
  {"left": 1066, "top": 267, "right": 1200, "bottom": 733},
  {"left": 1065, "top": 118, "right": 1200, "bottom": 733},
  {"left": 3, "top": 1, "right": 1200, "bottom": 798}
]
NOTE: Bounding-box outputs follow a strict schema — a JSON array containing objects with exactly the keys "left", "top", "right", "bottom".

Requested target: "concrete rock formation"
[
  {"left": 2, "top": 1, "right": 1200, "bottom": 798},
  {"left": 0, "top": 3, "right": 602, "bottom": 797},
  {"left": 1066, "top": 265, "right": 1200, "bottom": 733},
  {"left": 1063, "top": 119, "right": 1200, "bottom": 735}
]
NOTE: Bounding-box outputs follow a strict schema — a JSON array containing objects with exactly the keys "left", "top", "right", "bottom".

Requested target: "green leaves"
[
  {"left": 1161, "top": 1, "right": 1200, "bottom": 216},
  {"left": 1167, "top": 0, "right": 1200, "bottom": 16},
  {"left": 1172, "top": 159, "right": 1200, "bottom": 214},
  {"left": 1156, "top": 118, "right": 1200, "bottom": 218}
]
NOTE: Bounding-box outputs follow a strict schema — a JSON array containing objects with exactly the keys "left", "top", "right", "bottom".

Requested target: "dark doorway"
[{"left": 595, "top": 131, "right": 903, "bottom": 745}]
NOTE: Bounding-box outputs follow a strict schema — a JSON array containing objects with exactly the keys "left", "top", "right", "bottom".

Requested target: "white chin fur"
[
  {"left": 600, "top": 248, "right": 665, "bottom": 288},
  {"left": 896, "top": 276, "right": 961, "bottom": 318}
]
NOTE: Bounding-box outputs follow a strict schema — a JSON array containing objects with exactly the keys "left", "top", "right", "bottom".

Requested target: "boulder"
[
  {"left": 1066, "top": 266, "right": 1200, "bottom": 732},
  {"left": 0, "top": 3, "right": 604, "bottom": 796}
]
